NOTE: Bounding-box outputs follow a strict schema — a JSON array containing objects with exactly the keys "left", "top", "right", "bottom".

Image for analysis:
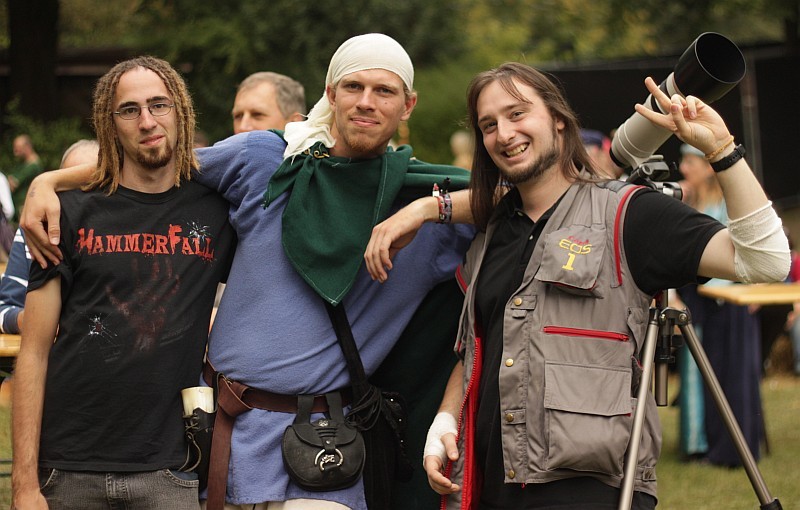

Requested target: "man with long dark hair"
[{"left": 420, "top": 63, "right": 789, "bottom": 509}]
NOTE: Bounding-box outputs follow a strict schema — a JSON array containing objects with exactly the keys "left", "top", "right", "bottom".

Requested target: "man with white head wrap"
[
  {"left": 283, "top": 32, "right": 415, "bottom": 158},
  {"left": 198, "top": 32, "right": 476, "bottom": 510},
  {"left": 13, "top": 33, "right": 476, "bottom": 510}
]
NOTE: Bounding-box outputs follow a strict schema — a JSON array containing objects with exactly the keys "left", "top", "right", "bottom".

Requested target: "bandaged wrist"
[
  {"left": 423, "top": 412, "right": 458, "bottom": 466},
  {"left": 728, "top": 201, "right": 791, "bottom": 283}
]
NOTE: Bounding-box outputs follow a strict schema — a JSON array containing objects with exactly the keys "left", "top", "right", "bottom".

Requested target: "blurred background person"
[
  {"left": 0, "top": 164, "right": 15, "bottom": 258},
  {"left": 786, "top": 231, "right": 800, "bottom": 375},
  {"left": 59, "top": 138, "right": 100, "bottom": 170},
  {"left": 0, "top": 167, "right": 14, "bottom": 225},
  {"left": 677, "top": 143, "right": 725, "bottom": 218},
  {"left": 672, "top": 143, "right": 715, "bottom": 462},
  {"left": 675, "top": 143, "right": 763, "bottom": 467},
  {"left": 449, "top": 129, "right": 473, "bottom": 170},
  {"left": 0, "top": 139, "right": 98, "bottom": 411},
  {"left": 8, "top": 135, "right": 43, "bottom": 220},
  {"left": 231, "top": 71, "right": 306, "bottom": 134},
  {"left": 194, "top": 129, "right": 210, "bottom": 148},
  {"left": 0, "top": 138, "right": 98, "bottom": 336},
  {"left": 214, "top": 71, "right": 308, "bottom": 312},
  {"left": 580, "top": 128, "right": 620, "bottom": 179}
]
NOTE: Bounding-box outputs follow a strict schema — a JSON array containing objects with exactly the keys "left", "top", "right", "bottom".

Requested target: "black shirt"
[
  {"left": 30, "top": 182, "right": 236, "bottom": 472},
  {"left": 473, "top": 186, "right": 723, "bottom": 509}
]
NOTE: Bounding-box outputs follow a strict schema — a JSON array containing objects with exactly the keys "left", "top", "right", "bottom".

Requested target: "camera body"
[{"left": 626, "top": 155, "right": 683, "bottom": 200}]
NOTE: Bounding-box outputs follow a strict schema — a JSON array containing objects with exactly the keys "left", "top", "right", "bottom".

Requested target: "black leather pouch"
[
  {"left": 282, "top": 392, "right": 365, "bottom": 491},
  {"left": 183, "top": 407, "right": 215, "bottom": 491}
]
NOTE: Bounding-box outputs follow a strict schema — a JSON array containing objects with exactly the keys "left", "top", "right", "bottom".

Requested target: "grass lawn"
[
  {"left": 0, "top": 374, "right": 796, "bottom": 508},
  {"left": 655, "top": 373, "right": 799, "bottom": 509}
]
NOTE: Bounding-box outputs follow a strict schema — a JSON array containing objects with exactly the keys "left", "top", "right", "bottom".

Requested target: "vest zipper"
[
  {"left": 442, "top": 335, "right": 482, "bottom": 510},
  {"left": 543, "top": 326, "right": 629, "bottom": 342}
]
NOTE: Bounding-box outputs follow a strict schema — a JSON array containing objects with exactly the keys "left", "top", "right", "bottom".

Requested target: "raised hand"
[{"left": 635, "top": 76, "right": 732, "bottom": 157}]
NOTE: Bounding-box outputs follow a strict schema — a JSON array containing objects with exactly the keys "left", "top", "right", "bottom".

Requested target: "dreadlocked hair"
[{"left": 86, "top": 55, "right": 198, "bottom": 194}]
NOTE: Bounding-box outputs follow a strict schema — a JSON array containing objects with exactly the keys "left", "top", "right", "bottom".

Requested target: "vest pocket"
[
  {"left": 543, "top": 361, "right": 632, "bottom": 476},
  {"left": 542, "top": 326, "right": 628, "bottom": 342},
  {"left": 535, "top": 226, "right": 606, "bottom": 298}
]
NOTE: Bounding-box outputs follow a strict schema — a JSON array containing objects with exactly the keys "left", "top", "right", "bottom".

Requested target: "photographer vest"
[{"left": 446, "top": 178, "right": 661, "bottom": 509}]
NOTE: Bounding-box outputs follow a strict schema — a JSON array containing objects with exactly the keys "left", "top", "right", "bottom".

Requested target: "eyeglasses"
[{"left": 113, "top": 103, "right": 175, "bottom": 120}]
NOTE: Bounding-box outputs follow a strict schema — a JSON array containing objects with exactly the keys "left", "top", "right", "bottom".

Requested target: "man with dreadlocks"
[
  {"left": 11, "top": 56, "right": 235, "bottom": 509},
  {"left": 19, "top": 35, "right": 476, "bottom": 510}
]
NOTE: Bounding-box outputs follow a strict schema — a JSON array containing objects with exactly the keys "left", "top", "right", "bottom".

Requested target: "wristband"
[
  {"left": 704, "top": 135, "right": 735, "bottom": 161},
  {"left": 710, "top": 144, "right": 745, "bottom": 173},
  {"left": 437, "top": 193, "right": 452, "bottom": 224},
  {"left": 433, "top": 182, "right": 452, "bottom": 224}
]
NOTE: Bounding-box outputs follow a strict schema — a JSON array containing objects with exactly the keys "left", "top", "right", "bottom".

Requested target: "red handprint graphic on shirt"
[{"left": 106, "top": 256, "right": 181, "bottom": 353}]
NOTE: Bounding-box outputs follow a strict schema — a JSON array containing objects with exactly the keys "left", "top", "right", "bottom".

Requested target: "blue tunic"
[{"left": 195, "top": 130, "right": 474, "bottom": 508}]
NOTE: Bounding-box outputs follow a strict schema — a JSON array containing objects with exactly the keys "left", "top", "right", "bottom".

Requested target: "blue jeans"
[{"left": 39, "top": 468, "right": 200, "bottom": 510}]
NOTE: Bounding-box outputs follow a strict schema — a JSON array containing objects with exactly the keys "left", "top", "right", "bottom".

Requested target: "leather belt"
[
  {"left": 201, "top": 362, "right": 350, "bottom": 413},
  {"left": 202, "top": 361, "right": 351, "bottom": 510}
]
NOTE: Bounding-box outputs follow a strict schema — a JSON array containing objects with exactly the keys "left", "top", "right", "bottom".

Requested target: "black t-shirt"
[
  {"left": 29, "top": 181, "right": 236, "bottom": 472},
  {"left": 473, "top": 186, "right": 723, "bottom": 509}
]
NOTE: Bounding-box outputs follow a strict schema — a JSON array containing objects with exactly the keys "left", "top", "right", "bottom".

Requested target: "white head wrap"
[{"left": 282, "top": 33, "right": 414, "bottom": 158}]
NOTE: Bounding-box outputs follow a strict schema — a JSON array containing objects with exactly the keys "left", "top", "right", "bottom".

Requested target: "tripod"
[{"left": 618, "top": 291, "right": 783, "bottom": 510}]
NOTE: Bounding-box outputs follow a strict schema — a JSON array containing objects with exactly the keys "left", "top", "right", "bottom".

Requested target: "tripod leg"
[
  {"left": 679, "top": 322, "right": 782, "bottom": 509},
  {"left": 618, "top": 315, "right": 661, "bottom": 510}
]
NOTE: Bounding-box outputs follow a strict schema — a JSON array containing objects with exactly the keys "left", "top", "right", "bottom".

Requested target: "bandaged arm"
[
  {"left": 424, "top": 412, "right": 458, "bottom": 466},
  {"left": 699, "top": 149, "right": 791, "bottom": 283},
  {"left": 424, "top": 361, "right": 463, "bottom": 466},
  {"left": 728, "top": 202, "right": 791, "bottom": 283}
]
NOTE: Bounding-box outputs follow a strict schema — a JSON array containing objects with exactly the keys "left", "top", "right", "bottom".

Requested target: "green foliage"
[
  {"left": 57, "top": 0, "right": 142, "bottom": 48},
  {"left": 454, "top": 0, "right": 786, "bottom": 66},
  {"left": 119, "top": 0, "right": 466, "bottom": 144},
  {"left": 606, "top": 0, "right": 787, "bottom": 53},
  {"left": 0, "top": 99, "right": 92, "bottom": 172},
  {"left": 0, "top": 0, "right": 791, "bottom": 159},
  {"left": 409, "top": 60, "right": 482, "bottom": 164}
]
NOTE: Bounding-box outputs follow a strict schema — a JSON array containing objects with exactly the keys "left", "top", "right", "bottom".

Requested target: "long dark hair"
[{"left": 467, "top": 62, "right": 599, "bottom": 230}]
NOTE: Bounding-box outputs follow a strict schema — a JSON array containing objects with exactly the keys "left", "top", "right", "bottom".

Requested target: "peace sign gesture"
[{"left": 634, "top": 76, "right": 732, "bottom": 158}]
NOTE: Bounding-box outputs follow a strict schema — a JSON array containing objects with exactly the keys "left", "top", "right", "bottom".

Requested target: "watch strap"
[{"left": 710, "top": 144, "right": 745, "bottom": 173}]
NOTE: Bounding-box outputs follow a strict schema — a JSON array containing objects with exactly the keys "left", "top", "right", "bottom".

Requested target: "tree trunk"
[{"left": 8, "top": 0, "right": 60, "bottom": 121}]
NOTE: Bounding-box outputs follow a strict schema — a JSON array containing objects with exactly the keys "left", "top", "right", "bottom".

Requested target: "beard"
[
  {"left": 340, "top": 131, "right": 381, "bottom": 158},
  {"left": 333, "top": 114, "right": 389, "bottom": 159},
  {"left": 501, "top": 124, "right": 560, "bottom": 185},
  {"left": 136, "top": 143, "right": 174, "bottom": 169}
]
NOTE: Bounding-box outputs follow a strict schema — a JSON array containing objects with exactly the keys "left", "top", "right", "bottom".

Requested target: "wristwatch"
[{"left": 710, "top": 144, "right": 746, "bottom": 173}]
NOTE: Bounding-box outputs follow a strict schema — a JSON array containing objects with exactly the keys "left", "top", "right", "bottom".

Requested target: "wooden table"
[
  {"left": 0, "top": 334, "right": 20, "bottom": 358},
  {"left": 697, "top": 282, "right": 800, "bottom": 305}
]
